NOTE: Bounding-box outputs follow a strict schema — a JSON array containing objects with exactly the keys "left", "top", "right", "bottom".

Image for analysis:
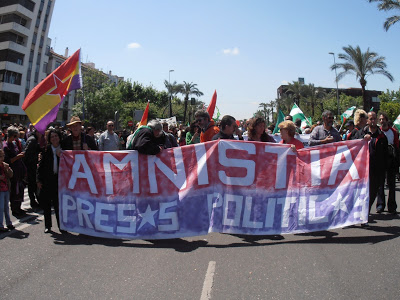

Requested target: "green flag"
[
  {"left": 393, "top": 113, "right": 400, "bottom": 132},
  {"left": 290, "top": 103, "right": 312, "bottom": 132},
  {"left": 273, "top": 109, "right": 285, "bottom": 134},
  {"left": 340, "top": 106, "right": 356, "bottom": 123}
]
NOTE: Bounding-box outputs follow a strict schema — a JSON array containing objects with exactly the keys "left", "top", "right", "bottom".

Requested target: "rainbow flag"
[
  {"left": 22, "top": 49, "right": 82, "bottom": 133},
  {"left": 139, "top": 100, "right": 150, "bottom": 126}
]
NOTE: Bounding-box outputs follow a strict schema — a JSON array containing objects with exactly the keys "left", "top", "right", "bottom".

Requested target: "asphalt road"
[{"left": 1, "top": 188, "right": 399, "bottom": 300}]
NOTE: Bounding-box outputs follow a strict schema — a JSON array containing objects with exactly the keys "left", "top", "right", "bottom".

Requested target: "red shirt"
[{"left": 279, "top": 137, "right": 304, "bottom": 150}]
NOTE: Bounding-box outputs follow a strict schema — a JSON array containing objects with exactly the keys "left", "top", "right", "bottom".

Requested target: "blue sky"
[{"left": 48, "top": 0, "right": 400, "bottom": 120}]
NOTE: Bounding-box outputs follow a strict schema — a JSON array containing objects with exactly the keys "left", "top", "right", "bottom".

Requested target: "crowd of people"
[{"left": 0, "top": 108, "right": 398, "bottom": 233}]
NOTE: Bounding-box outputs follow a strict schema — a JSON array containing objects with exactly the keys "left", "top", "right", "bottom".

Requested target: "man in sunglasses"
[
  {"left": 98, "top": 121, "right": 120, "bottom": 151},
  {"left": 309, "top": 110, "right": 342, "bottom": 146},
  {"left": 194, "top": 110, "right": 220, "bottom": 143}
]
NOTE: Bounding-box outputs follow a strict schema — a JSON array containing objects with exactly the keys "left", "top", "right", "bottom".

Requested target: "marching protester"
[
  {"left": 352, "top": 111, "right": 388, "bottom": 217},
  {"left": 212, "top": 115, "right": 243, "bottom": 140},
  {"left": 343, "top": 120, "right": 355, "bottom": 140},
  {"left": 162, "top": 122, "right": 178, "bottom": 148},
  {"left": 278, "top": 121, "right": 304, "bottom": 151},
  {"left": 129, "top": 120, "right": 165, "bottom": 155},
  {"left": 98, "top": 121, "right": 120, "bottom": 151},
  {"left": 309, "top": 110, "right": 342, "bottom": 146},
  {"left": 186, "top": 121, "right": 201, "bottom": 145},
  {"left": 61, "top": 116, "right": 98, "bottom": 151},
  {"left": 24, "top": 129, "right": 43, "bottom": 211},
  {"left": 194, "top": 110, "right": 219, "bottom": 142},
  {"left": 376, "top": 112, "right": 398, "bottom": 214},
  {"left": 3, "top": 126, "right": 26, "bottom": 217},
  {"left": 37, "top": 129, "right": 64, "bottom": 234},
  {"left": 0, "top": 149, "right": 14, "bottom": 232},
  {"left": 347, "top": 109, "right": 368, "bottom": 140},
  {"left": 247, "top": 117, "right": 276, "bottom": 142}
]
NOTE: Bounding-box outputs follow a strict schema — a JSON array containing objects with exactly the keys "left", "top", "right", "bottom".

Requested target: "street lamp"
[
  {"left": 169, "top": 69, "right": 174, "bottom": 117},
  {"left": 329, "top": 52, "right": 340, "bottom": 116}
]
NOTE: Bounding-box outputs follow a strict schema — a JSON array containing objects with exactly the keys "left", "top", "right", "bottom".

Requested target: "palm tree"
[
  {"left": 286, "top": 81, "right": 305, "bottom": 106},
  {"left": 181, "top": 82, "right": 203, "bottom": 124},
  {"left": 302, "top": 84, "right": 326, "bottom": 119},
  {"left": 258, "top": 102, "right": 270, "bottom": 123},
  {"left": 331, "top": 45, "right": 394, "bottom": 111},
  {"left": 369, "top": 0, "right": 400, "bottom": 31},
  {"left": 164, "top": 80, "right": 183, "bottom": 117}
]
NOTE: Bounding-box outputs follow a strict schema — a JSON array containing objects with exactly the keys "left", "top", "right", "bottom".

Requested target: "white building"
[{"left": 0, "top": 0, "right": 55, "bottom": 126}]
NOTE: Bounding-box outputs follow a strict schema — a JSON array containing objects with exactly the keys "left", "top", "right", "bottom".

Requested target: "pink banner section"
[{"left": 58, "top": 140, "right": 370, "bottom": 239}]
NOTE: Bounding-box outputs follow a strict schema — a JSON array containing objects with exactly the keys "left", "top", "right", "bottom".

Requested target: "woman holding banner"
[
  {"left": 37, "top": 129, "right": 64, "bottom": 234},
  {"left": 278, "top": 121, "right": 304, "bottom": 151},
  {"left": 247, "top": 117, "right": 276, "bottom": 143}
]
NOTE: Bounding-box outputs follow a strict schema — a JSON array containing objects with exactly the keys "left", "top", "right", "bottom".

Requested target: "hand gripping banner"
[{"left": 59, "top": 139, "right": 369, "bottom": 239}]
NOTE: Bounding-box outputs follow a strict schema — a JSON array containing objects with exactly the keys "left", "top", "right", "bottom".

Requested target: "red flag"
[
  {"left": 207, "top": 90, "right": 217, "bottom": 118},
  {"left": 139, "top": 101, "right": 150, "bottom": 126}
]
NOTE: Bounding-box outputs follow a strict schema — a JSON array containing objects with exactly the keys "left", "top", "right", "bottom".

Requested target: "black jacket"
[
  {"left": 132, "top": 127, "right": 165, "bottom": 155},
  {"left": 61, "top": 133, "right": 98, "bottom": 150},
  {"left": 354, "top": 126, "right": 388, "bottom": 175},
  {"left": 37, "top": 145, "right": 59, "bottom": 187}
]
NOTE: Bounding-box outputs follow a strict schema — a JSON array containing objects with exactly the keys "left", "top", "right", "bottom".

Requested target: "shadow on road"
[{"left": 52, "top": 233, "right": 209, "bottom": 253}]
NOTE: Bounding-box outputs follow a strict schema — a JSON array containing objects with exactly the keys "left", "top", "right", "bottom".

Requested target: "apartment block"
[{"left": 0, "top": 0, "right": 55, "bottom": 126}]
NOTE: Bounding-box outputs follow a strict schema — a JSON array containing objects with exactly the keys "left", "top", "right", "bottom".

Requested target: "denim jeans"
[{"left": 0, "top": 190, "right": 11, "bottom": 228}]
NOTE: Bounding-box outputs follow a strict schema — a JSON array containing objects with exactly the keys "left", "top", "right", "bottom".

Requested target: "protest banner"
[{"left": 59, "top": 139, "right": 369, "bottom": 239}]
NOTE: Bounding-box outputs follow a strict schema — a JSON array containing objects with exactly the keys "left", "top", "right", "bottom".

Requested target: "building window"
[
  {"left": 372, "top": 97, "right": 380, "bottom": 103},
  {"left": 0, "top": 70, "right": 22, "bottom": 85},
  {"left": 0, "top": 49, "right": 24, "bottom": 66},
  {"left": 0, "top": 0, "right": 35, "bottom": 12},
  {"left": 0, "top": 91, "right": 20, "bottom": 106},
  {"left": 0, "top": 32, "right": 25, "bottom": 45}
]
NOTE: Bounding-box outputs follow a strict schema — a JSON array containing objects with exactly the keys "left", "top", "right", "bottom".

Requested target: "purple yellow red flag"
[
  {"left": 22, "top": 49, "right": 82, "bottom": 133},
  {"left": 207, "top": 90, "right": 217, "bottom": 119},
  {"left": 139, "top": 101, "right": 150, "bottom": 126}
]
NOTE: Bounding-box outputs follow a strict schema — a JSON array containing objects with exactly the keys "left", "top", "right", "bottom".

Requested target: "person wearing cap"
[
  {"left": 344, "top": 120, "right": 355, "bottom": 140},
  {"left": 61, "top": 116, "right": 98, "bottom": 150}
]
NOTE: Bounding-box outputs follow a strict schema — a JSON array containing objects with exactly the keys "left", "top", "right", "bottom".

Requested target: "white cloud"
[
  {"left": 338, "top": 84, "right": 348, "bottom": 89},
  {"left": 127, "top": 42, "right": 141, "bottom": 49},
  {"left": 281, "top": 80, "right": 289, "bottom": 85},
  {"left": 222, "top": 47, "right": 240, "bottom": 55}
]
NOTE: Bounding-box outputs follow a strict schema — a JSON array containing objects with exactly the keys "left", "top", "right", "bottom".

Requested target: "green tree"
[
  {"left": 302, "top": 84, "right": 326, "bottom": 120},
  {"left": 286, "top": 81, "right": 305, "bottom": 106},
  {"left": 331, "top": 45, "right": 394, "bottom": 111},
  {"left": 377, "top": 88, "right": 400, "bottom": 103},
  {"left": 164, "top": 80, "right": 183, "bottom": 117},
  {"left": 379, "top": 102, "right": 400, "bottom": 122},
  {"left": 181, "top": 82, "right": 203, "bottom": 124},
  {"left": 369, "top": 0, "right": 400, "bottom": 31}
]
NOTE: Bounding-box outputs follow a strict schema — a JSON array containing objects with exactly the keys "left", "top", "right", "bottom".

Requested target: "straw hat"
[{"left": 67, "top": 116, "right": 83, "bottom": 126}]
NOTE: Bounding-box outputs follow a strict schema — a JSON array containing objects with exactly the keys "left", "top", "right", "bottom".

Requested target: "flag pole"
[{"left": 79, "top": 48, "right": 86, "bottom": 143}]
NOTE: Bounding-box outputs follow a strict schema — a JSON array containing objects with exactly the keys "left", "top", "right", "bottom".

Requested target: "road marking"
[{"left": 200, "top": 261, "right": 216, "bottom": 300}]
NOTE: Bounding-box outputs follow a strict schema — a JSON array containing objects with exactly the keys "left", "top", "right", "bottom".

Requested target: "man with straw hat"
[{"left": 61, "top": 116, "right": 97, "bottom": 150}]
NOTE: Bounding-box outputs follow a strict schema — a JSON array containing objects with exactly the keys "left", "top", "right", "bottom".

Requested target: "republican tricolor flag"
[{"left": 22, "top": 49, "right": 82, "bottom": 133}]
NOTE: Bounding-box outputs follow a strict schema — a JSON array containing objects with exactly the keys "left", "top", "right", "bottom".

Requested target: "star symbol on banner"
[
  {"left": 331, "top": 192, "right": 349, "bottom": 219},
  {"left": 137, "top": 205, "right": 158, "bottom": 231},
  {"left": 47, "top": 74, "right": 72, "bottom": 100}
]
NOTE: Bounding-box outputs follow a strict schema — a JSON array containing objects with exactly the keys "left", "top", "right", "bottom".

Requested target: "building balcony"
[
  {"left": 0, "top": 82, "right": 23, "bottom": 94},
  {"left": 0, "top": 22, "right": 30, "bottom": 37},
  {"left": 0, "top": 61, "right": 24, "bottom": 74},
  {"left": 0, "top": 4, "right": 34, "bottom": 20},
  {"left": 0, "top": 41, "right": 27, "bottom": 53}
]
